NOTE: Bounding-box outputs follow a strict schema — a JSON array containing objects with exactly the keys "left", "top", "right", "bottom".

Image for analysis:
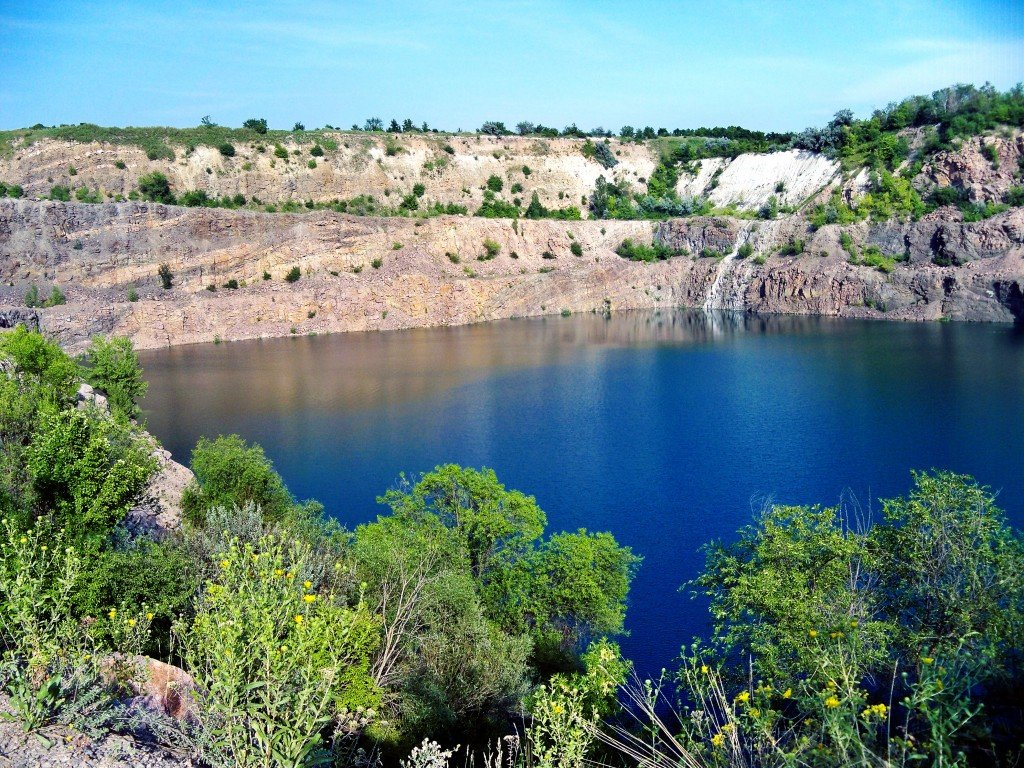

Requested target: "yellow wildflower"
[
  {"left": 850, "top": 620, "right": 859, "bottom": 627},
  {"left": 286, "top": 572, "right": 295, "bottom": 580},
  {"left": 108, "top": 609, "right": 117, "bottom": 619},
  {"left": 146, "top": 612, "right": 154, "bottom": 621},
  {"left": 219, "top": 559, "right": 230, "bottom": 569},
  {"left": 735, "top": 691, "right": 750, "bottom": 704},
  {"left": 750, "top": 708, "right": 761, "bottom": 717},
  {"left": 19, "top": 536, "right": 27, "bottom": 544},
  {"left": 700, "top": 664, "right": 709, "bottom": 674},
  {"left": 40, "top": 545, "right": 47, "bottom": 552},
  {"left": 711, "top": 733, "right": 725, "bottom": 748},
  {"left": 304, "top": 580, "right": 312, "bottom": 589},
  {"left": 808, "top": 629, "right": 818, "bottom": 638},
  {"left": 128, "top": 618, "right": 136, "bottom": 627},
  {"left": 303, "top": 594, "right": 316, "bottom": 603},
  {"left": 782, "top": 688, "right": 792, "bottom": 699},
  {"left": 921, "top": 656, "right": 934, "bottom": 665},
  {"left": 274, "top": 568, "right": 284, "bottom": 577},
  {"left": 294, "top": 614, "right": 303, "bottom": 624},
  {"left": 824, "top": 696, "right": 841, "bottom": 709}
]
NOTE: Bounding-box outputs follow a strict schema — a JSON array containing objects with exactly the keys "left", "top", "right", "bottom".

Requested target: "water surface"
[{"left": 140, "top": 311, "right": 1024, "bottom": 675}]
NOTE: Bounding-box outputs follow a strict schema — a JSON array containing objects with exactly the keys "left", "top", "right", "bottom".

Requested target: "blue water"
[{"left": 139, "top": 311, "right": 1024, "bottom": 676}]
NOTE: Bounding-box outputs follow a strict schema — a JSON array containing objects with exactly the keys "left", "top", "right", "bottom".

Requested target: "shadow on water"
[{"left": 140, "top": 310, "right": 1024, "bottom": 676}]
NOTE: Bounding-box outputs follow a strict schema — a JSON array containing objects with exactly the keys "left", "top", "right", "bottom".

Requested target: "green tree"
[
  {"left": 82, "top": 335, "right": 148, "bottom": 421},
  {"left": 243, "top": 117, "right": 268, "bottom": 134}
]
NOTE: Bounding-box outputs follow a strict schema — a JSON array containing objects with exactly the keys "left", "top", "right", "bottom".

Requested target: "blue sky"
[{"left": 1, "top": 0, "right": 1021, "bottom": 132}]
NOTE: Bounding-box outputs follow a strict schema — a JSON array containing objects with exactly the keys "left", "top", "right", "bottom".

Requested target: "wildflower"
[
  {"left": 19, "top": 536, "right": 27, "bottom": 544},
  {"left": 830, "top": 631, "right": 844, "bottom": 639},
  {"left": 146, "top": 612, "right": 154, "bottom": 621},
  {"left": 711, "top": 733, "right": 725, "bottom": 748},
  {"left": 304, "top": 580, "right": 312, "bottom": 589},
  {"left": 294, "top": 614, "right": 303, "bottom": 624},
  {"left": 303, "top": 594, "right": 316, "bottom": 603},
  {"left": 40, "top": 545, "right": 47, "bottom": 552},
  {"left": 808, "top": 629, "right": 818, "bottom": 638},
  {"left": 735, "top": 691, "right": 750, "bottom": 704},
  {"left": 552, "top": 703, "right": 565, "bottom": 715},
  {"left": 861, "top": 703, "right": 888, "bottom": 720},
  {"left": 750, "top": 708, "right": 760, "bottom": 717},
  {"left": 108, "top": 609, "right": 117, "bottom": 619},
  {"left": 128, "top": 618, "right": 136, "bottom": 627},
  {"left": 850, "top": 620, "right": 859, "bottom": 627},
  {"left": 782, "top": 688, "right": 792, "bottom": 699},
  {"left": 921, "top": 656, "right": 934, "bottom": 665},
  {"left": 824, "top": 696, "right": 841, "bottom": 709},
  {"left": 700, "top": 664, "right": 709, "bottom": 674},
  {"left": 219, "top": 559, "right": 230, "bottom": 569},
  {"left": 286, "top": 572, "right": 295, "bottom": 580},
  {"left": 274, "top": 568, "right": 284, "bottom": 577}
]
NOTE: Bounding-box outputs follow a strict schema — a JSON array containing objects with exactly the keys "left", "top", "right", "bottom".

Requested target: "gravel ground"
[{"left": 0, "top": 697, "right": 192, "bottom": 768}]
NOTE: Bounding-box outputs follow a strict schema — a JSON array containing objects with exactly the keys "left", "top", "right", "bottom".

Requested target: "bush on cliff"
[{"left": 137, "top": 171, "right": 174, "bottom": 204}]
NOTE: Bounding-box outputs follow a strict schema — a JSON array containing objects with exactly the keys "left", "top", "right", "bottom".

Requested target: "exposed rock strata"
[{"left": 0, "top": 200, "right": 1020, "bottom": 354}]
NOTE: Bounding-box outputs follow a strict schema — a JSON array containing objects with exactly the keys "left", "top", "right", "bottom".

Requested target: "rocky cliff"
[
  {"left": 0, "top": 197, "right": 1020, "bottom": 352},
  {"left": 0, "top": 130, "right": 1022, "bottom": 350}
]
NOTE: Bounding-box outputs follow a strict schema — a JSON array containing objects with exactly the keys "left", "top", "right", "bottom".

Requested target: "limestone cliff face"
[
  {"left": 0, "top": 134, "right": 657, "bottom": 213},
  {"left": 0, "top": 199, "right": 1020, "bottom": 352}
]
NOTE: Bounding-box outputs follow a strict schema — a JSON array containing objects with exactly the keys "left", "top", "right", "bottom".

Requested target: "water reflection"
[{"left": 139, "top": 311, "right": 865, "bottom": 419}]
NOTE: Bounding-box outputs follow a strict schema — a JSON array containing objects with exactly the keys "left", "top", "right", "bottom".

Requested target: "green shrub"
[
  {"left": 610, "top": 239, "right": 684, "bottom": 264},
  {"left": 126, "top": 286, "right": 138, "bottom": 302},
  {"left": 737, "top": 242, "right": 754, "bottom": 259},
  {"left": 49, "top": 185, "right": 71, "bottom": 202},
  {"left": 137, "top": 172, "right": 174, "bottom": 204},
  {"left": 307, "top": 159, "right": 317, "bottom": 169},
  {"left": 1004, "top": 186, "right": 1024, "bottom": 206},
  {"left": 81, "top": 335, "right": 147, "bottom": 421},
  {"left": 223, "top": 279, "right": 239, "bottom": 289},
  {"left": 982, "top": 142, "right": 1000, "bottom": 168},
  {"left": 273, "top": 144, "right": 288, "bottom": 160},
  {"left": 860, "top": 245, "right": 897, "bottom": 273},
  {"left": 157, "top": 263, "right": 173, "bottom": 289},
  {"left": 486, "top": 175, "right": 504, "bottom": 193},
  {"left": 24, "top": 284, "right": 41, "bottom": 308},
  {"left": 570, "top": 241, "right": 583, "bottom": 257},
  {"left": 46, "top": 285, "right": 65, "bottom": 306},
  {"left": 310, "top": 144, "right": 324, "bottom": 157},
  {"left": 778, "top": 239, "right": 805, "bottom": 256},
  {"left": 285, "top": 266, "right": 301, "bottom": 283},
  {"left": 412, "top": 183, "right": 425, "bottom": 197},
  {"left": 218, "top": 142, "right": 235, "bottom": 157},
  {"left": 371, "top": 257, "right": 383, "bottom": 269},
  {"left": 482, "top": 239, "right": 501, "bottom": 259},
  {"left": 114, "top": 160, "right": 126, "bottom": 170},
  {"left": 181, "top": 435, "right": 295, "bottom": 525}
]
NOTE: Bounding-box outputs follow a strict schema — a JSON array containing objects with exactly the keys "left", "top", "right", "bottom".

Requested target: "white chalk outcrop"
[{"left": 677, "top": 149, "right": 841, "bottom": 210}]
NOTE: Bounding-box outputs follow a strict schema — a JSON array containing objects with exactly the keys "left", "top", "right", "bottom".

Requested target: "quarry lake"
[{"left": 140, "top": 311, "right": 1024, "bottom": 676}]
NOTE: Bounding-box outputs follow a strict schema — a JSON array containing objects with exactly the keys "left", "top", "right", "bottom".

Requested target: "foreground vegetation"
[{"left": 1, "top": 326, "right": 1022, "bottom": 767}]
